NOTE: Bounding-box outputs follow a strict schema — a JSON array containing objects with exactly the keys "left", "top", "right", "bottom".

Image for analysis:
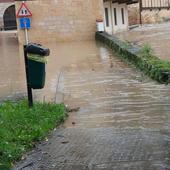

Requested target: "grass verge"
[
  {"left": 96, "top": 32, "right": 170, "bottom": 84},
  {"left": 0, "top": 100, "right": 67, "bottom": 170}
]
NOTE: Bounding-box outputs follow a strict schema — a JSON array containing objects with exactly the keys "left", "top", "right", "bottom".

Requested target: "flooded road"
[
  {"left": 0, "top": 32, "right": 102, "bottom": 102},
  {"left": 0, "top": 31, "right": 25, "bottom": 100},
  {"left": 14, "top": 38, "right": 170, "bottom": 169},
  {"left": 116, "top": 22, "right": 170, "bottom": 61}
]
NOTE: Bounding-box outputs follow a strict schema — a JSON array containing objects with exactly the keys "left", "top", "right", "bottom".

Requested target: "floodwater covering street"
[
  {"left": 12, "top": 35, "right": 170, "bottom": 169},
  {"left": 116, "top": 21, "right": 170, "bottom": 61},
  {"left": 0, "top": 31, "right": 25, "bottom": 100}
]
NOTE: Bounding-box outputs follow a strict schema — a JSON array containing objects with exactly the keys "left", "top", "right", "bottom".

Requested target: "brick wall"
[{"left": 15, "top": 0, "right": 104, "bottom": 43}]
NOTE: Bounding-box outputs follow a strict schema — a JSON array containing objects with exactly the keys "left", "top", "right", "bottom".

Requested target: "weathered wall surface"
[{"left": 15, "top": 0, "right": 104, "bottom": 44}]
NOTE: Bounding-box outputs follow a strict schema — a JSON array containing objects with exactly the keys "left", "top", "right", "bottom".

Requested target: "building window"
[
  {"left": 121, "top": 8, "right": 125, "bottom": 25},
  {"left": 105, "top": 8, "right": 109, "bottom": 27},
  {"left": 113, "top": 8, "right": 117, "bottom": 26}
]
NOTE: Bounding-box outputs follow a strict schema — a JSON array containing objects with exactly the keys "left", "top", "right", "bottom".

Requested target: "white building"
[{"left": 103, "top": 0, "right": 138, "bottom": 34}]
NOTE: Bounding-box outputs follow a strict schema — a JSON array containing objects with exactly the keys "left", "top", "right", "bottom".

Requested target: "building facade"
[
  {"left": 14, "top": 0, "right": 138, "bottom": 43},
  {"left": 103, "top": 0, "right": 138, "bottom": 34},
  {"left": 15, "top": 0, "right": 104, "bottom": 43}
]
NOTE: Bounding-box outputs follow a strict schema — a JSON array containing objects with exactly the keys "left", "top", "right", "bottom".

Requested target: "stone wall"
[
  {"left": 128, "top": 4, "right": 170, "bottom": 25},
  {"left": 15, "top": 0, "right": 104, "bottom": 44},
  {"left": 141, "top": 10, "right": 170, "bottom": 24}
]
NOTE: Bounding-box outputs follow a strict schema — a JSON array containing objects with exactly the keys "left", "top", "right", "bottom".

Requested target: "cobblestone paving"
[{"left": 14, "top": 42, "right": 170, "bottom": 170}]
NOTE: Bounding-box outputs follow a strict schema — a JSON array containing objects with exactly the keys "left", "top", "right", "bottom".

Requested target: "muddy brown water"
[
  {"left": 116, "top": 22, "right": 170, "bottom": 61},
  {"left": 0, "top": 32, "right": 25, "bottom": 100},
  {"left": 1, "top": 31, "right": 170, "bottom": 169},
  {"left": 2, "top": 32, "right": 168, "bottom": 169}
]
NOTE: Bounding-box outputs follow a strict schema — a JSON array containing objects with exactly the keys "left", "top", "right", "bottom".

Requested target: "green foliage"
[
  {"left": 120, "top": 40, "right": 132, "bottom": 50},
  {"left": 95, "top": 32, "right": 170, "bottom": 84},
  {"left": 0, "top": 100, "right": 67, "bottom": 170},
  {"left": 139, "top": 43, "right": 153, "bottom": 57}
]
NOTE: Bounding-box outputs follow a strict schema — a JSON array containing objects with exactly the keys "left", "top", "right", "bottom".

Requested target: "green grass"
[
  {"left": 0, "top": 100, "right": 67, "bottom": 170},
  {"left": 139, "top": 43, "right": 153, "bottom": 57}
]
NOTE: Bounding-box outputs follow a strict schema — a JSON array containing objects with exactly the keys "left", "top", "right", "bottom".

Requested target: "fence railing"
[
  {"left": 139, "top": 0, "right": 170, "bottom": 24},
  {"left": 141, "top": 0, "right": 170, "bottom": 10}
]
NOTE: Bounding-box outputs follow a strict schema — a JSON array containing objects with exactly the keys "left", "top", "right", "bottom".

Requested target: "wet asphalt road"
[{"left": 13, "top": 41, "right": 170, "bottom": 170}]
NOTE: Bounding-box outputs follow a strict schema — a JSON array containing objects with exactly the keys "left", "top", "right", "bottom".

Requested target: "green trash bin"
[
  {"left": 26, "top": 43, "right": 50, "bottom": 89},
  {"left": 27, "top": 53, "right": 47, "bottom": 89}
]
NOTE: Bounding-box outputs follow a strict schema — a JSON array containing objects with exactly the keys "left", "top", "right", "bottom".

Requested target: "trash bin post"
[{"left": 24, "top": 45, "right": 33, "bottom": 107}]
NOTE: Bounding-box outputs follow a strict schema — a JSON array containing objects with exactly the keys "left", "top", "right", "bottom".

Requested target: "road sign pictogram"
[
  {"left": 19, "top": 18, "right": 31, "bottom": 29},
  {"left": 16, "top": 2, "right": 32, "bottom": 18}
]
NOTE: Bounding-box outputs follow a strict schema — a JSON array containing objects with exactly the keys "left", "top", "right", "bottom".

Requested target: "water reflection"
[
  {"left": 0, "top": 34, "right": 113, "bottom": 102},
  {"left": 0, "top": 31, "right": 25, "bottom": 100}
]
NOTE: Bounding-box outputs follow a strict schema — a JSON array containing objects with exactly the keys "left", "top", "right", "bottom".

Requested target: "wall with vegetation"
[{"left": 96, "top": 32, "right": 170, "bottom": 84}]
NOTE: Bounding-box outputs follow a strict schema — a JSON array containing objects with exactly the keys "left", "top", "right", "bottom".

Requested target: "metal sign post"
[
  {"left": 24, "top": 45, "right": 33, "bottom": 107},
  {"left": 23, "top": 20, "right": 33, "bottom": 107},
  {"left": 25, "top": 27, "right": 29, "bottom": 45},
  {"left": 22, "top": 18, "right": 30, "bottom": 44},
  {"left": 23, "top": 21, "right": 33, "bottom": 107},
  {"left": 19, "top": 18, "right": 31, "bottom": 43},
  {"left": 17, "top": 2, "right": 33, "bottom": 107}
]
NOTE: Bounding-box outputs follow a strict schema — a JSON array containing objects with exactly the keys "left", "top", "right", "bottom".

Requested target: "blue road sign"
[{"left": 19, "top": 18, "right": 31, "bottom": 29}]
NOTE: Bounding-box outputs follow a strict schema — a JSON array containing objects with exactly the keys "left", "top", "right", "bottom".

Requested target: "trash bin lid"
[{"left": 26, "top": 43, "right": 50, "bottom": 56}]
